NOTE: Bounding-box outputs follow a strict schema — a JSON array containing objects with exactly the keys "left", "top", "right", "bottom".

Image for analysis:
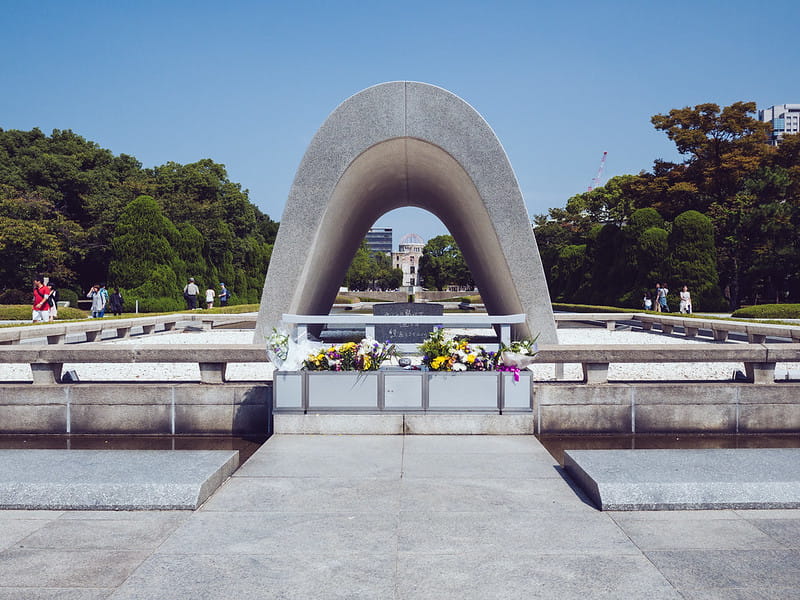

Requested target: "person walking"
[
  {"left": 45, "top": 279, "right": 58, "bottom": 321},
  {"left": 680, "top": 285, "right": 692, "bottom": 314},
  {"left": 98, "top": 284, "right": 109, "bottom": 318},
  {"left": 183, "top": 277, "right": 199, "bottom": 310},
  {"left": 86, "top": 284, "right": 106, "bottom": 318},
  {"left": 654, "top": 283, "right": 662, "bottom": 313},
  {"left": 658, "top": 283, "right": 670, "bottom": 313},
  {"left": 108, "top": 288, "right": 124, "bottom": 316},
  {"left": 205, "top": 286, "right": 215, "bottom": 309},
  {"left": 32, "top": 276, "right": 51, "bottom": 322},
  {"left": 643, "top": 291, "right": 652, "bottom": 311},
  {"left": 219, "top": 283, "right": 229, "bottom": 307}
]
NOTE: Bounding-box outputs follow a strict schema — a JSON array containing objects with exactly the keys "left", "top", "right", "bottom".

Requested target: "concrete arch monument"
[{"left": 255, "top": 81, "right": 557, "bottom": 344}]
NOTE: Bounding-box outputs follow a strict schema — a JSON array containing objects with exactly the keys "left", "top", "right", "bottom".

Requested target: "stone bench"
[
  {"left": 0, "top": 344, "right": 269, "bottom": 384},
  {"left": 3, "top": 342, "right": 796, "bottom": 386},
  {"left": 0, "top": 313, "right": 252, "bottom": 345},
  {"left": 553, "top": 313, "right": 636, "bottom": 331},
  {"left": 634, "top": 314, "right": 800, "bottom": 343},
  {"left": 534, "top": 343, "right": 781, "bottom": 384}
]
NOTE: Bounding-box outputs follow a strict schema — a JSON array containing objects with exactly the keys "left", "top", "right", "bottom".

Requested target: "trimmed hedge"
[
  {"left": 200, "top": 304, "right": 260, "bottom": 314},
  {"left": 335, "top": 295, "right": 360, "bottom": 304},
  {"left": 551, "top": 303, "right": 637, "bottom": 314},
  {"left": 731, "top": 304, "right": 800, "bottom": 319},
  {"left": 0, "top": 305, "right": 88, "bottom": 321}
]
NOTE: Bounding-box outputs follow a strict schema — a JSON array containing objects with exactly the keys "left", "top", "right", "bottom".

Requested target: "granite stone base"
[
  {"left": 0, "top": 449, "right": 239, "bottom": 510},
  {"left": 564, "top": 448, "right": 800, "bottom": 510},
  {"left": 273, "top": 413, "right": 534, "bottom": 435}
]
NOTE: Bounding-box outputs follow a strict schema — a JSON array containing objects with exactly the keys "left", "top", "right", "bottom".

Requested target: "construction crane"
[{"left": 588, "top": 151, "right": 608, "bottom": 192}]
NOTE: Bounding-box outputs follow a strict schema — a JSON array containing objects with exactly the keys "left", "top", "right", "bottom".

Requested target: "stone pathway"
[{"left": 1, "top": 435, "right": 799, "bottom": 598}]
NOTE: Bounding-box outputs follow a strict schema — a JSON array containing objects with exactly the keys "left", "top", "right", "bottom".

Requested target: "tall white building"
[
  {"left": 392, "top": 233, "right": 424, "bottom": 287},
  {"left": 759, "top": 104, "right": 800, "bottom": 145}
]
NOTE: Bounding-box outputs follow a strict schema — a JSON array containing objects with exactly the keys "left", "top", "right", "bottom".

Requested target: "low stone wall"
[
  {"left": 535, "top": 382, "right": 800, "bottom": 434},
  {"left": 0, "top": 383, "right": 272, "bottom": 436},
  {"left": 5, "top": 380, "right": 799, "bottom": 436}
]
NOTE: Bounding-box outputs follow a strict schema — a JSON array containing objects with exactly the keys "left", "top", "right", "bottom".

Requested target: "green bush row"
[
  {"left": 0, "top": 305, "right": 88, "bottom": 321},
  {"left": 551, "top": 303, "right": 638, "bottom": 314},
  {"left": 731, "top": 304, "right": 800, "bottom": 319}
]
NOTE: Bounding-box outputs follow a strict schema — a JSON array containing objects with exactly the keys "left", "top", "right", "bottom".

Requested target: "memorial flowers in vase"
[
  {"left": 418, "top": 327, "right": 538, "bottom": 379},
  {"left": 303, "top": 338, "right": 397, "bottom": 372},
  {"left": 497, "top": 337, "right": 539, "bottom": 381},
  {"left": 418, "top": 326, "right": 496, "bottom": 372},
  {"left": 266, "top": 328, "right": 289, "bottom": 366}
]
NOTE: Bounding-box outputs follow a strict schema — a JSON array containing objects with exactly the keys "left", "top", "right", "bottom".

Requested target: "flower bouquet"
[
  {"left": 497, "top": 338, "right": 539, "bottom": 381},
  {"left": 303, "top": 338, "right": 397, "bottom": 372},
  {"left": 418, "top": 326, "right": 497, "bottom": 372},
  {"left": 418, "top": 327, "right": 538, "bottom": 380}
]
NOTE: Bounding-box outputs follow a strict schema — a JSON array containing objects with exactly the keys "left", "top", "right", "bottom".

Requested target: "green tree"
[
  {"left": 344, "top": 242, "right": 374, "bottom": 291},
  {"left": 107, "top": 195, "right": 184, "bottom": 310},
  {"left": 0, "top": 194, "right": 84, "bottom": 293},
  {"left": 342, "top": 243, "right": 403, "bottom": 292},
  {"left": 668, "top": 210, "right": 726, "bottom": 310},
  {"left": 637, "top": 227, "right": 669, "bottom": 291},
  {"left": 650, "top": 102, "right": 772, "bottom": 211},
  {"left": 418, "top": 235, "right": 473, "bottom": 291},
  {"left": 549, "top": 244, "right": 587, "bottom": 301}
]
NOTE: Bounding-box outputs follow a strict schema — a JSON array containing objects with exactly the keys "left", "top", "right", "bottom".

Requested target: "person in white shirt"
[
  {"left": 205, "top": 287, "right": 215, "bottom": 309},
  {"left": 183, "top": 277, "right": 200, "bottom": 309},
  {"left": 679, "top": 285, "right": 692, "bottom": 314}
]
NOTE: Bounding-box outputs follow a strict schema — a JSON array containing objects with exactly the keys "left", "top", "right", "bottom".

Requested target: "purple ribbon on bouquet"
[{"left": 497, "top": 365, "right": 521, "bottom": 382}]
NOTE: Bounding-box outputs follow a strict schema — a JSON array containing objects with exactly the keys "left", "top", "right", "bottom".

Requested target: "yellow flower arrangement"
[{"left": 302, "top": 338, "right": 396, "bottom": 371}]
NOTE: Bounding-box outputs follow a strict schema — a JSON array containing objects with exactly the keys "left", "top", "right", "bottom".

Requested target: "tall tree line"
[
  {"left": 0, "top": 128, "right": 278, "bottom": 310},
  {"left": 536, "top": 102, "right": 800, "bottom": 309}
]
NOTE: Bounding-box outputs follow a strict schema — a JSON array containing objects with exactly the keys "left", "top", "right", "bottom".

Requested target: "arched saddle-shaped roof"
[{"left": 254, "top": 81, "right": 557, "bottom": 344}]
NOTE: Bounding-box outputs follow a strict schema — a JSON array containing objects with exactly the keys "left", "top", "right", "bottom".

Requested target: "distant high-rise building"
[
  {"left": 759, "top": 104, "right": 800, "bottom": 146},
  {"left": 365, "top": 227, "right": 392, "bottom": 254}
]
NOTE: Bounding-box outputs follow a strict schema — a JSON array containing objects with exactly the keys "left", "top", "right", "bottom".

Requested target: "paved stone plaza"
[{"left": 1, "top": 435, "right": 800, "bottom": 598}]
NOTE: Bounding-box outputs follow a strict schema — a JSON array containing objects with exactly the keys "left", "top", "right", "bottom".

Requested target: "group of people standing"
[
  {"left": 182, "top": 278, "right": 229, "bottom": 310},
  {"left": 32, "top": 275, "right": 231, "bottom": 323},
  {"left": 643, "top": 283, "right": 693, "bottom": 314},
  {"left": 86, "top": 284, "right": 123, "bottom": 318}
]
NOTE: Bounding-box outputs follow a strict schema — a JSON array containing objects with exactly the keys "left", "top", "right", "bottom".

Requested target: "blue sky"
[{"left": 2, "top": 0, "right": 798, "bottom": 248}]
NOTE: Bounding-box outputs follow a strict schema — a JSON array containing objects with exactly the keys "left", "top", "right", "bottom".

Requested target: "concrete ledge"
[
  {"left": 535, "top": 383, "right": 800, "bottom": 434},
  {"left": 0, "top": 449, "right": 239, "bottom": 510},
  {"left": 564, "top": 448, "right": 800, "bottom": 510},
  {"left": 274, "top": 413, "right": 534, "bottom": 434},
  {"left": 0, "top": 383, "right": 272, "bottom": 436},
  {"left": 404, "top": 413, "right": 534, "bottom": 434},
  {"left": 275, "top": 414, "right": 404, "bottom": 434}
]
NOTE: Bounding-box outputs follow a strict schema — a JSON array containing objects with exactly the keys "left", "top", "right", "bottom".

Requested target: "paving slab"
[
  {"left": 201, "top": 476, "right": 402, "bottom": 513},
  {"left": 17, "top": 515, "right": 188, "bottom": 550},
  {"left": 156, "top": 510, "right": 399, "bottom": 557},
  {"left": 109, "top": 553, "right": 397, "bottom": 600},
  {"left": 401, "top": 450, "right": 560, "bottom": 479},
  {"left": 0, "top": 548, "right": 150, "bottom": 587},
  {"left": 0, "top": 450, "right": 238, "bottom": 510},
  {"left": 396, "top": 553, "right": 683, "bottom": 600},
  {"left": 564, "top": 448, "right": 800, "bottom": 510},
  {"left": 646, "top": 549, "right": 800, "bottom": 594},
  {"left": 397, "top": 510, "right": 639, "bottom": 555},
  {"left": 0, "top": 589, "right": 113, "bottom": 600}
]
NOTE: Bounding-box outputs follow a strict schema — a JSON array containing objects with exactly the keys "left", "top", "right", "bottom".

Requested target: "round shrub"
[
  {"left": 58, "top": 288, "right": 79, "bottom": 307},
  {"left": 731, "top": 304, "right": 800, "bottom": 319}
]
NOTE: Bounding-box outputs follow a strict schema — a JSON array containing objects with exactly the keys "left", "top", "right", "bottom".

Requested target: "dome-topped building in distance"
[{"left": 392, "top": 233, "right": 425, "bottom": 288}]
